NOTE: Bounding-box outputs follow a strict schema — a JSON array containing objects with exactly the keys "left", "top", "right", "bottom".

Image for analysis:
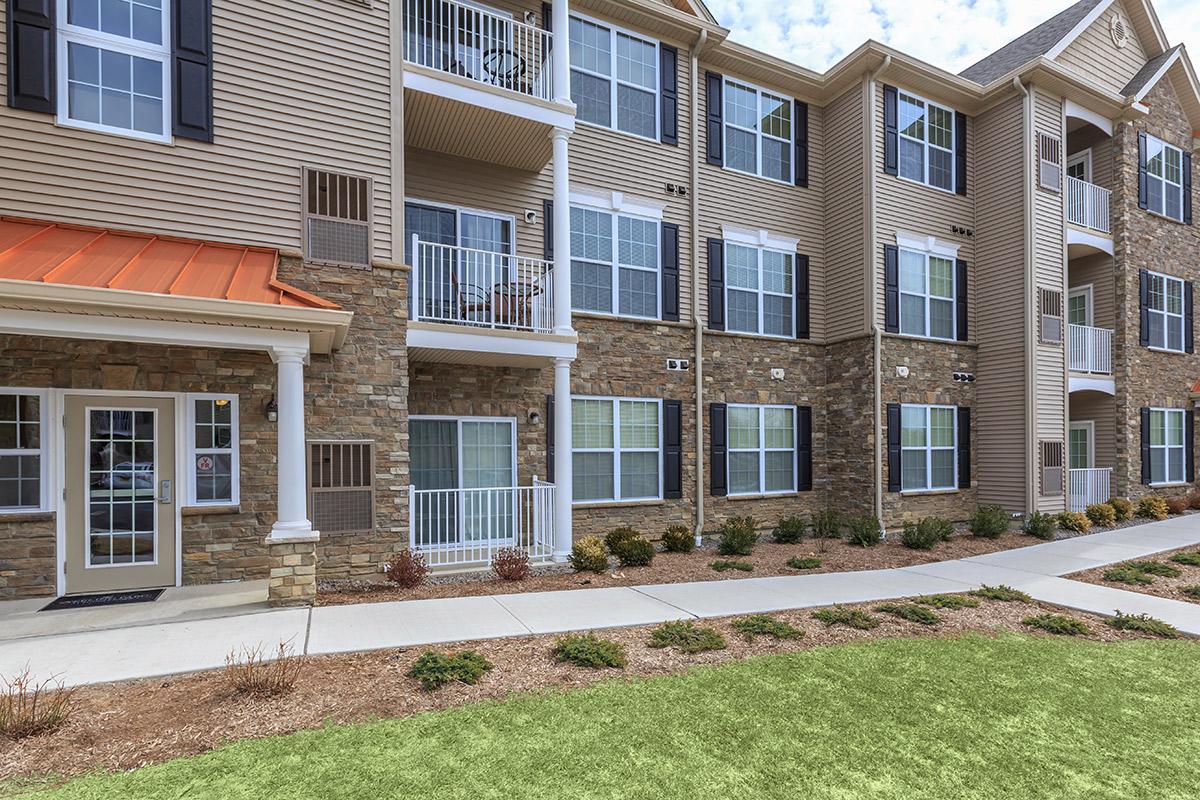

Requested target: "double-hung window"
[
  {"left": 724, "top": 79, "right": 792, "bottom": 183},
  {"left": 572, "top": 398, "right": 661, "bottom": 503},
  {"left": 1148, "top": 408, "right": 1186, "bottom": 485},
  {"left": 727, "top": 405, "right": 796, "bottom": 496},
  {"left": 898, "top": 91, "right": 955, "bottom": 192},
  {"left": 58, "top": 0, "right": 172, "bottom": 142},
  {"left": 899, "top": 247, "right": 956, "bottom": 340},
  {"left": 1145, "top": 135, "right": 1185, "bottom": 221},
  {"left": 725, "top": 242, "right": 794, "bottom": 337},
  {"left": 186, "top": 395, "right": 239, "bottom": 506},
  {"left": 1145, "top": 270, "right": 1185, "bottom": 351},
  {"left": 900, "top": 405, "right": 956, "bottom": 492},
  {"left": 570, "top": 205, "right": 660, "bottom": 319},
  {"left": 0, "top": 390, "right": 47, "bottom": 513},
  {"left": 568, "top": 15, "right": 658, "bottom": 139}
]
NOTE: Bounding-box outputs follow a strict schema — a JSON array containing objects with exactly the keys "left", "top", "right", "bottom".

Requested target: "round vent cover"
[{"left": 1110, "top": 13, "right": 1130, "bottom": 48}]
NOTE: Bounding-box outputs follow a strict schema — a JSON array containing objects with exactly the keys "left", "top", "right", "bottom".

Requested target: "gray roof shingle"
[
  {"left": 1122, "top": 45, "right": 1180, "bottom": 96},
  {"left": 959, "top": 0, "right": 1107, "bottom": 84}
]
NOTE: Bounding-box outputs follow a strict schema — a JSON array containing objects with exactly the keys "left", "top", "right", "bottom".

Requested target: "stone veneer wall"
[
  {"left": 0, "top": 513, "right": 55, "bottom": 599},
  {"left": 824, "top": 337, "right": 876, "bottom": 520}
]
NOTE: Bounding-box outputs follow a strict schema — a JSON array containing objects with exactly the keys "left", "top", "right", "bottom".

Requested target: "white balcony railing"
[
  {"left": 411, "top": 237, "right": 554, "bottom": 333},
  {"left": 409, "top": 481, "right": 555, "bottom": 568},
  {"left": 403, "top": 0, "right": 553, "bottom": 102},
  {"left": 1066, "top": 176, "right": 1111, "bottom": 234},
  {"left": 1068, "top": 323, "right": 1113, "bottom": 375},
  {"left": 1068, "top": 468, "right": 1112, "bottom": 512}
]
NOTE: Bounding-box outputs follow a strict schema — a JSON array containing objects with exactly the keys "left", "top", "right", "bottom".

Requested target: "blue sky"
[{"left": 704, "top": 0, "right": 1197, "bottom": 74}]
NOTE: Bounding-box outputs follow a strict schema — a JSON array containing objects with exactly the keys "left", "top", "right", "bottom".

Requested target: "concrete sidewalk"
[{"left": 4, "top": 518, "right": 1200, "bottom": 687}]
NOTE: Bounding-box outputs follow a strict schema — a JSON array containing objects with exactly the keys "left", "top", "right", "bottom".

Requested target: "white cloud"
[{"left": 705, "top": 0, "right": 1200, "bottom": 76}]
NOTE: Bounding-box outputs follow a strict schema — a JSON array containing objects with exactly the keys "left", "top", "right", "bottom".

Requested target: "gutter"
[
  {"left": 867, "top": 55, "right": 891, "bottom": 532},
  {"left": 691, "top": 28, "right": 708, "bottom": 547},
  {"left": 1013, "top": 76, "right": 1037, "bottom": 515}
]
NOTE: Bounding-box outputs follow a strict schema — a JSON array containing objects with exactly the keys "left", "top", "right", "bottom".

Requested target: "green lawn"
[{"left": 24, "top": 634, "right": 1200, "bottom": 800}]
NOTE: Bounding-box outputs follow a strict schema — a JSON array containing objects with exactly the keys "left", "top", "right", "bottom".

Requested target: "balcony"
[
  {"left": 1068, "top": 324, "right": 1112, "bottom": 374},
  {"left": 409, "top": 481, "right": 556, "bottom": 569},
  {"left": 1068, "top": 468, "right": 1111, "bottom": 512},
  {"left": 1066, "top": 176, "right": 1113, "bottom": 256},
  {"left": 401, "top": 0, "right": 574, "bottom": 170}
]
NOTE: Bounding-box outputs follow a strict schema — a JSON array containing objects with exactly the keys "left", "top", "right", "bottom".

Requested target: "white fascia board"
[
  {"left": 403, "top": 69, "right": 576, "bottom": 130},
  {"left": 407, "top": 326, "right": 578, "bottom": 361},
  {"left": 1045, "top": 0, "right": 1117, "bottom": 60}
]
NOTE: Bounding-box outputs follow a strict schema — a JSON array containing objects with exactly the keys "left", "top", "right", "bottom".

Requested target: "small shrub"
[
  {"left": 491, "top": 547, "right": 531, "bottom": 582},
  {"left": 407, "top": 650, "right": 493, "bottom": 690},
  {"left": 1056, "top": 511, "right": 1092, "bottom": 533},
  {"left": 0, "top": 668, "right": 76, "bottom": 740},
  {"left": 785, "top": 556, "right": 821, "bottom": 570},
  {"left": 730, "top": 614, "right": 805, "bottom": 643},
  {"left": 810, "top": 509, "right": 843, "bottom": 539},
  {"left": 224, "top": 641, "right": 304, "bottom": 698},
  {"left": 1107, "top": 497, "right": 1134, "bottom": 521},
  {"left": 812, "top": 606, "right": 880, "bottom": 630},
  {"left": 901, "top": 517, "right": 948, "bottom": 550},
  {"left": 604, "top": 526, "right": 640, "bottom": 555},
  {"left": 1103, "top": 566, "right": 1154, "bottom": 585},
  {"left": 612, "top": 536, "right": 655, "bottom": 568},
  {"left": 1189, "top": 493, "right": 1200, "bottom": 511},
  {"left": 1128, "top": 560, "right": 1181, "bottom": 578},
  {"left": 661, "top": 525, "right": 695, "bottom": 553},
  {"left": 717, "top": 516, "right": 758, "bottom": 556},
  {"left": 1105, "top": 611, "right": 1181, "bottom": 639},
  {"left": 875, "top": 603, "right": 941, "bottom": 626},
  {"left": 1137, "top": 496, "right": 1169, "bottom": 521},
  {"left": 969, "top": 505, "right": 1008, "bottom": 539},
  {"left": 914, "top": 593, "right": 980, "bottom": 610},
  {"left": 1085, "top": 503, "right": 1117, "bottom": 528},
  {"left": 1166, "top": 497, "right": 1189, "bottom": 516},
  {"left": 1168, "top": 550, "right": 1200, "bottom": 567},
  {"left": 647, "top": 621, "right": 726, "bottom": 653},
  {"left": 1022, "top": 614, "right": 1090, "bottom": 636},
  {"left": 568, "top": 536, "right": 610, "bottom": 573},
  {"left": 551, "top": 634, "right": 628, "bottom": 668},
  {"left": 1022, "top": 511, "right": 1058, "bottom": 540},
  {"left": 711, "top": 559, "right": 753, "bottom": 572},
  {"left": 970, "top": 584, "right": 1033, "bottom": 603},
  {"left": 772, "top": 515, "right": 807, "bottom": 544},
  {"left": 1181, "top": 585, "right": 1200, "bottom": 599},
  {"left": 846, "top": 516, "right": 882, "bottom": 548},
  {"left": 385, "top": 549, "right": 430, "bottom": 588}
]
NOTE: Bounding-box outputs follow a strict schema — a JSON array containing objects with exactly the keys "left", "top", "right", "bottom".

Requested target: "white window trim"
[
  {"left": 1068, "top": 420, "right": 1095, "bottom": 470},
  {"left": 899, "top": 404, "right": 958, "bottom": 494},
  {"left": 1145, "top": 134, "right": 1185, "bottom": 222},
  {"left": 569, "top": 197, "right": 662, "bottom": 320},
  {"left": 184, "top": 393, "right": 240, "bottom": 507},
  {"left": 726, "top": 403, "right": 797, "bottom": 497},
  {"left": 568, "top": 11, "right": 660, "bottom": 143},
  {"left": 569, "top": 188, "right": 665, "bottom": 220},
  {"left": 405, "top": 198, "right": 518, "bottom": 256},
  {"left": 895, "top": 232, "right": 960, "bottom": 259},
  {"left": 1066, "top": 149, "right": 1093, "bottom": 183},
  {"left": 55, "top": 0, "right": 173, "bottom": 143},
  {"left": 723, "top": 241, "right": 796, "bottom": 339},
  {"left": 1145, "top": 269, "right": 1186, "bottom": 353},
  {"left": 409, "top": 415, "right": 519, "bottom": 491},
  {"left": 722, "top": 76, "right": 794, "bottom": 185},
  {"left": 721, "top": 224, "right": 800, "bottom": 253},
  {"left": 1148, "top": 407, "right": 1187, "bottom": 486},
  {"left": 571, "top": 397, "right": 663, "bottom": 504},
  {"left": 897, "top": 244, "right": 958, "bottom": 342},
  {"left": 0, "top": 388, "right": 50, "bottom": 514},
  {"left": 896, "top": 89, "right": 957, "bottom": 194},
  {"left": 1068, "top": 284, "right": 1094, "bottom": 327}
]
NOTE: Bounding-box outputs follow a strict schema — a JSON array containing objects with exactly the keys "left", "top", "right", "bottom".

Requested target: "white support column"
[
  {"left": 552, "top": 0, "right": 571, "bottom": 106},
  {"left": 551, "top": 126, "right": 573, "bottom": 336},
  {"left": 552, "top": 356, "right": 573, "bottom": 560},
  {"left": 267, "top": 346, "right": 318, "bottom": 542}
]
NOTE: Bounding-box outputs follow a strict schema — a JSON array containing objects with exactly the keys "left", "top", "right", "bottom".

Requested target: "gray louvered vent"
[
  {"left": 1038, "top": 132, "right": 1062, "bottom": 192},
  {"left": 1040, "top": 440, "right": 1064, "bottom": 497},
  {"left": 303, "top": 167, "right": 372, "bottom": 268},
  {"left": 1040, "top": 288, "right": 1063, "bottom": 344},
  {"left": 309, "top": 441, "right": 376, "bottom": 533}
]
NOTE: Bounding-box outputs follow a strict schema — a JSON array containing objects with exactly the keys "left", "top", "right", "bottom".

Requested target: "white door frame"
[
  {"left": 1068, "top": 284, "right": 1094, "bottom": 327},
  {"left": 1067, "top": 148, "right": 1093, "bottom": 183},
  {"left": 1068, "top": 420, "right": 1095, "bottom": 470}
]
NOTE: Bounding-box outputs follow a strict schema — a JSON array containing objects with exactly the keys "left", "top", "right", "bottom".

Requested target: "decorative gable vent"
[
  {"left": 1038, "top": 132, "right": 1062, "bottom": 192},
  {"left": 308, "top": 441, "right": 376, "bottom": 534},
  {"left": 303, "top": 167, "right": 373, "bottom": 268},
  {"left": 1110, "top": 12, "right": 1130, "bottom": 49},
  {"left": 1039, "top": 288, "right": 1063, "bottom": 344},
  {"left": 1040, "top": 440, "right": 1064, "bottom": 496}
]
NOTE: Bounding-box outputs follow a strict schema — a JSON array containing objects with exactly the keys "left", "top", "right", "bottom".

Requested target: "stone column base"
[{"left": 267, "top": 538, "right": 318, "bottom": 607}]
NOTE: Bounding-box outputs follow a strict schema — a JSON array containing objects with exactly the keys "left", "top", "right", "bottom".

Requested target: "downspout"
[
  {"left": 867, "top": 55, "right": 891, "bottom": 533},
  {"left": 1013, "top": 76, "right": 1036, "bottom": 515},
  {"left": 691, "top": 28, "right": 708, "bottom": 547}
]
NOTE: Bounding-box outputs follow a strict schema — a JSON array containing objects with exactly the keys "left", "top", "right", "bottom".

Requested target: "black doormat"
[{"left": 40, "top": 588, "right": 164, "bottom": 612}]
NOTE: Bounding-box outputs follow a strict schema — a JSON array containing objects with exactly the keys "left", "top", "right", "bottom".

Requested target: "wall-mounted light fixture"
[
  {"left": 265, "top": 396, "right": 278, "bottom": 422},
  {"left": 528, "top": 409, "right": 542, "bottom": 426}
]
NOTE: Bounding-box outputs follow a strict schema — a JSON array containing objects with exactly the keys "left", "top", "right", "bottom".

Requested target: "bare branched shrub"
[
  {"left": 0, "top": 667, "right": 76, "bottom": 740},
  {"left": 224, "top": 640, "right": 304, "bottom": 698}
]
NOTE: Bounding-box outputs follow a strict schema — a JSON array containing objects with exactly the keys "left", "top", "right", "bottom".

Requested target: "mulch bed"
[
  {"left": 1071, "top": 545, "right": 1200, "bottom": 605},
  {"left": 0, "top": 594, "right": 1177, "bottom": 784}
]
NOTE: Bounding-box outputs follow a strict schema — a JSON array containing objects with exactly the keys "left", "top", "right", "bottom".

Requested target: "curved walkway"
[{"left": 3, "top": 517, "right": 1200, "bottom": 687}]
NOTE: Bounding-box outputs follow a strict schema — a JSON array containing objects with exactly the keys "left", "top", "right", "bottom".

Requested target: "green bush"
[
  {"left": 812, "top": 606, "right": 880, "bottom": 630},
  {"left": 551, "top": 634, "right": 628, "bottom": 668},
  {"left": 717, "top": 516, "right": 758, "bottom": 556},
  {"left": 729, "top": 614, "right": 804, "bottom": 643},
  {"left": 1085, "top": 503, "right": 1117, "bottom": 527},
  {"left": 875, "top": 603, "right": 941, "bottom": 626},
  {"left": 1105, "top": 611, "right": 1181, "bottom": 639},
  {"left": 567, "top": 536, "right": 609, "bottom": 574},
  {"left": 1021, "top": 512, "right": 1058, "bottom": 540},
  {"left": 1022, "top": 614, "right": 1091, "bottom": 636},
  {"left": 1168, "top": 550, "right": 1200, "bottom": 567},
  {"left": 660, "top": 525, "right": 695, "bottom": 553},
  {"left": 969, "top": 505, "right": 1009, "bottom": 539},
  {"left": 901, "top": 517, "right": 949, "bottom": 550},
  {"left": 407, "top": 650, "right": 493, "bottom": 690},
  {"left": 711, "top": 560, "right": 753, "bottom": 572},
  {"left": 785, "top": 556, "right": 821, "bottom": 570},
  {"left": 810, "top": 509, "right": 843, "bottom": 539},
  {"left": 604, "top": 526, "right": 640, "bottom": 555},
  {"left": 970, "top": 584, "right": 1033, "bottom": 603},
  {"left": 771, "top": 515, "right": 807, "bottom": 544},
  {"left": 1181, "top": 585, "right": 1200, "bottom": 599},
  {"left": 846, "top": 516, "right": 882, "bottom": 547},
  {"left": 1057, "top": 511, "right": 1092, "bottom": 533},
  {"left": 1128, "top": 560, "right": 1181, "bottom": 578},
  {"left": 1107, "top": 497, "right": 1134, "bottom": 521},
  {"left": 1138, "top": 496, "right": 1169, "bottom": 521},
  {"left": 914, "top": 593, "right": 980, "bottom": 610},
  {"left": 647, "top": 621, "right": 726, "bottom": 653},
  {"left": 611, "top": 536, "right": 655, "bottom": 567},
  {"left": 1103, "top": 566, "right": 1154, "bottom": 585}
]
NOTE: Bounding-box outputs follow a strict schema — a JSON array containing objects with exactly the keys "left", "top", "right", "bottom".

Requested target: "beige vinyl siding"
[
  {"left": 1068, "top": 253, "right": 1115, "bottom": 330},
  {"left": 822, "top": 84, "right": 867, "bottom": 342},
  {"left": 0, "top": 0, "right": 394, "bottom": 259},
  {"left": 973, "top": 93, "right": 1028, "bottom": 512},
  {"left": 1070, "top": 392, "right": 1116, "bottom": 469},
  {"left": 1054, "top": 1, "right": 1148, "bottom": 95},
  {"left": 1066, "top": 125, "right": 1114, "bottom": 192}
]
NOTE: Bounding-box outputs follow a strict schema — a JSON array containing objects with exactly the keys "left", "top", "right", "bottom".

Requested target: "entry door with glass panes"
[{"left": 64, "top": 396, "right": 177, "bottom": 593}]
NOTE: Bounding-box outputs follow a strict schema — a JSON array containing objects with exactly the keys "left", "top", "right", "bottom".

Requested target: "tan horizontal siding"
[
  {"left": 1054, "top": 1, "right": 1148, "bottom": 95},
  {"left": 1070, "top": 392, "right": 1117, "bottom": 469},
  {"left": 1069, "top": 253, "right": 1115, "bottom": 330},
  {"left": 822, "top": 83, "right": 867, "bottom": 342}
]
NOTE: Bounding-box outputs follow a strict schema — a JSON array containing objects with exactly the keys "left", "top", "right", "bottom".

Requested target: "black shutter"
[
  {"left": 954, "top": 111, "right": 967, "bottom": 196},
  {"left": 1187, "top": 280, "right": 1195, "bottom": 353},
  {"left": 707, "top": 238, "right": 725, "bottom": 330},
  {"left": 545, "top": 395, "right": 555, "bottom": 483},
  {"left": 6, "top": 0, "right": 55, "bottom": 113},
  {"left": 705, "top": 71, "right": 723, "bottom": 166},
  {"left": 709, "top": 403, "right": 727, "bottom": 497},
  {"left": 957, "top": 407, "right": 971, "bottom": 489},
  {"left": 1139, "top": 269, "right": 1150, "bottom": 347},
  {"left": 794, "top": 100, "right": 809, "bottom": 187},
  {"left": 884, "top": 245, "right": 900, "bottom": 333},
  {"left": 1140, "top": 407, "right": 1151, "bottom": 484},
  {"left": 1189, "top": 410, "right": 1196, "bottom": 483},
  {"left": 664, "top": 400, "right": 682, "bottom": 499},
  {"left": 795, "top": 254, "right": 810, "bottom": 339},
  {"left": 172, "top": 0, "right": 213, "bottom": 141},
  {"left": 1184, "top": 152, "right": 1193, "bottom": 224},
  {"left": 542, "top": 199, "right": 554, "bottom": 260},
  {"left": 886, "top": 404, "right": 902, "bottom": 492},
  {"left": 1138, "top": 132, "right": 1149, "bottom": 210},
  {"left": 796, "top": 406, "right": 812, "bottom": 491},
  {"left": 956, "top": 259, "right": 968, "bottom": 342},
  {"left": 883, "top": 84, "right": 899, "bottom": 176},
  {"left": 660, "top": 45, "right": 678, "bottom": 146},
  {"left": 541, "top": 2, "right": 552, "bottom": 30},
  {"left": 661, "top": 222, "right": 679, "bottom": 322}
]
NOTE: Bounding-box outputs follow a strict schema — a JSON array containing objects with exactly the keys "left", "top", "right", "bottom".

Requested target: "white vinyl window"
[
  {"left": 727, "top": 404, "right": 796, "bottom": 496},
  {"left": 899, "top": 248, "right": 956, "bottom": 340},
  {"left": 572, "top": 397, "right": 661, "bottom": 503},
  {"left": 1145, "top": 270, "right": 1185, "bottom": 352},
  {"left": 1145, "top": 135, "right": 1185, "bottom": 221},
  {"left": 1149, "top": 408, "right": 1186, "bottom": 485},
  {"left": 898, "top": 91, "right": 955, "bottom": 192},
  {"left": 57, "top": 0, "right": 171, "bottom": 142},
  {"left": 725, "top": 243, "right": 794, "bottom": 338},
  {"left": 900, "top": 404, "right": 957, "bottom": 492},
  {"left": 0, "top": 389, "right": 47, "bottom": 513},
  {"left": 570, "top": 206, "right": 660, "bottom": 319},
  {"left": 186, "top": 394, "right": 239, "bottom": 506},
  {"left": 568, "top": 14, "right": 658, "bottom": 140},
  {"left": 724, "top": 79, "right": 792, "bottom": 183}
]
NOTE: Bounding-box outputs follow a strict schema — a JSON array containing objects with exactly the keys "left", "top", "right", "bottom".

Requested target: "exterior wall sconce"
[{"left": 265, "top": 396, "right": 278, "bottom": 422}]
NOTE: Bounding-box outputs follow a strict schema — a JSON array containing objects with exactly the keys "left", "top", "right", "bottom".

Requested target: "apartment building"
[{"left": 1, "top": 0, "right": 1197, "bottom": 606}]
